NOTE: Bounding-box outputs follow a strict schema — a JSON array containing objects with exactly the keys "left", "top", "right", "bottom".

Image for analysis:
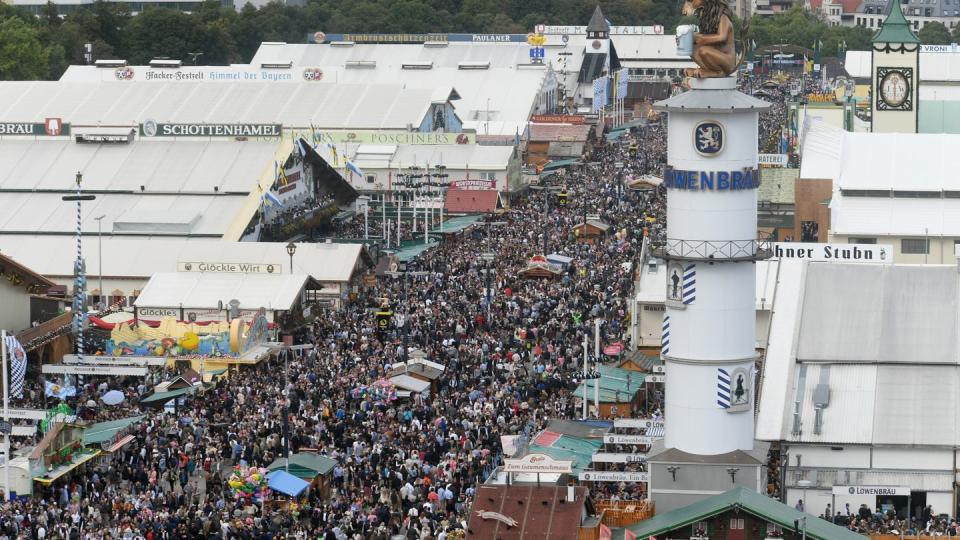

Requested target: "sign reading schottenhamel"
[
  {"left": 663, "top": 166, "right": 761, "bottom": 191},
  {"left": 140, "top": 121, "right": 282, "bottom": 138}
]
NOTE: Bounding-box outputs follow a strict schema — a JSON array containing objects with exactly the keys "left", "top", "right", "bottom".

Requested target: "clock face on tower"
[{"left": 876, "top": 67, "right": 913, "bottom": 111}]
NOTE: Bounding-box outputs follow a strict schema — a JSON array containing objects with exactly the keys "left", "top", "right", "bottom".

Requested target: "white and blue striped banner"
[
  {"left": 682, "top": 263, "right": 696, "bottom": 305},
  {"left": 592, "top": 76, "right": 609, "bottom": 112},
  {"left": 717, "top": 368, "right": 732, "bottom": 409},
  {"left": 3, "top": 335, "right": 25, "bottom": 399}
]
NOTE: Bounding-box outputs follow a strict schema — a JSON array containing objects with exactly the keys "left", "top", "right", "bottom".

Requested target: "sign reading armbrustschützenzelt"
[{"left": 139, "top": 121, "right": 282, "bottom": 138}]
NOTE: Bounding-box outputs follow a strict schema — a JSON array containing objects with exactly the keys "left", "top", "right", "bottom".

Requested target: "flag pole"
[{"left": 2, "top": 329, "right": 9, "bottom": 502}]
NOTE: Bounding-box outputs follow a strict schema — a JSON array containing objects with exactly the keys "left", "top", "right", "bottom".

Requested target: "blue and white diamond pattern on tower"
[
  {"left": 661, "top": 315, "right": 670, "bottom": 357},
  {"left": 717, "top": 368, "right": 731, "bottom": 408},
  {"left": 682, "top": 264, "right": 696, "bottom": 305},
  {"left": 654, "top": 76, "right": 770, "bottom": 456}
]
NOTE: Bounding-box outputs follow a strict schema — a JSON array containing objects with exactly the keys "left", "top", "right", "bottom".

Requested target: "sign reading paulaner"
[
  {"left": 772, "top": 243, "right": 892, "bottom": 264},
  {"left": 140, "top": 121, "right": 282, "bottom": 138},
  {"left": 832, "top": 486, "right": 911, "bottom": 497},
  {"left": 177, "top": 262, "right": 282, "bottom": 274}
]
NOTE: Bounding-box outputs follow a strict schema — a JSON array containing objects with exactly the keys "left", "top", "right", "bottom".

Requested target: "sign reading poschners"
[
  {"left": 772, "top": 243, "right": 892, "bottom": 264},
  {"left": 663, "top": 166, "right": 761, "bottom": 191},
  {"left": 832, "top": 485, "right": 911, "bottom": 497}
]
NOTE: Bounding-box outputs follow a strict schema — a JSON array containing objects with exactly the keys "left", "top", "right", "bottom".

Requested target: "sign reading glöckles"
[{"left": 140, "top": 121, "right": 282, "bottom": 138}]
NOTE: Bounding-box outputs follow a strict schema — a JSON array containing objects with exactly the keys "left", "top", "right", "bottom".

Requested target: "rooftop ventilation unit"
[
  {"left": 330, "top": 41, "right": 356, "bottom": 47},
  {"left": 260, "top": 62, "right": 293, "bottom": 69},
  {"left": 345, "top": 60, "right": 376, "bottom": 69},
  {"left": 402, "top": 61, "right": 434, "bottom": 70},
  {"left": 94, "top": 59, "right": 127, "bottom": 68},
  {"left": 424, "top": 41, "right": 448, "bottom": 48},
  {"left": 458, "top": 61, "right": 490, "bottom": 70},
  {"left": 149, "top": 58, "right": 182, "bottom": 68}
]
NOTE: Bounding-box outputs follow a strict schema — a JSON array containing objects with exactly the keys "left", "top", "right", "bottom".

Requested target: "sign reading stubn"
[{"left": 772, "top": 243, "right": 892, "bottom": 264}]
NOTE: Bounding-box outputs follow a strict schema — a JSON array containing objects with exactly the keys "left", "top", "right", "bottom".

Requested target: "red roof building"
[
  {"left": 466, "top": 484, "right": 590, "bottom": 539},
  {"left": 444, "top": 188, "right": 501, "bottom": 214}
]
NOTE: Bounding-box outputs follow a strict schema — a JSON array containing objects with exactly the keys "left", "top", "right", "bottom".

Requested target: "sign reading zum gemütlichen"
[{"left": 139, "top": 121, "right": 282, "bottom": 138}]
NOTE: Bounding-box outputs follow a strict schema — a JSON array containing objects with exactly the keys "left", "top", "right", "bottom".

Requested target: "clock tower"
[{"left": 871, "top": 0, "right": 920, "bottom": 133}]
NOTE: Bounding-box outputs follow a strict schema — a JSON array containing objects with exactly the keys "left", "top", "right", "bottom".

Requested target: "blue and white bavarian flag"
[{"left": 3, "top": 335, "right": 26, "bottom": 399}]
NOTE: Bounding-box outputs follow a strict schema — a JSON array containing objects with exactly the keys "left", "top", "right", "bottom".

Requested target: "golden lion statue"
[{"left": 682, "top": 0, "right": 747, "bottom": 78}]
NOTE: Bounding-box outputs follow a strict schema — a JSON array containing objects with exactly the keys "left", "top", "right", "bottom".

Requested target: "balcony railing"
[{"left": 651, "top": 238, "right": 774, "bottom": 261}]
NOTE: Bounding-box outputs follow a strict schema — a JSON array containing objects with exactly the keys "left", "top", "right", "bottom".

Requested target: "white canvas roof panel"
[
  {"left": 134, "top": 272, "right": 309, "bottom": 311},
  {"left": 755, "top": 259, "right": 805, "bottom": 442},
  {"left": 830, "top": 194, "right": 960, "bottom": 237},
  {"left": 798, "top": 118, "right": 844, "bottom": 180},
  {"left": 0, "top": 237, "right": 366, "bottom": 284},
  {"left": 796, "top": 264, "right": 958, "bottom": 364},
  {"left": 787, "top": 363, "right": 877, "bottom": 445},
  {"left": 836, "top": 132, "right": 960, "bottom": 191},
  {"left": 0, "top": 81, "right": 433, "bottom": 130},
  {"left": 873, "top": 365, "right": 959, "bottom": 446}
]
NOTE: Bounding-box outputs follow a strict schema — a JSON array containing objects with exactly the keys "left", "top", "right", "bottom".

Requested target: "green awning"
[
  {"left": 541, "top": 158, "right": 580, "bottom": 172},
  {"left": 393, "top": 241, "right": 439, "bottom": 262},
  {"left": 430, "top": 214, "right": 482, "bottom": 235},
  {"left": 140, "top": 387, "right": 192, "bottom": 403},
  {"left": 618, "top": 487, "right": 865, "bottom": 540},
  {"left": 207, "top": 368, "right": 227, "bottom": 376},
  {"left": 605, "top": 129, "right": 628, "bottom": 141},
  {"left": 267, "top": 452, "right": 337, "bottom": 480},
  {"left": 82, "top": 415, "right": 144, "bottom": 446}
]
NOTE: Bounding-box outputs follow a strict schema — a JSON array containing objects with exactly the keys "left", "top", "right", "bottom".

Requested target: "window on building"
[
  {"left": 692, "top": 521, "right": 709, "bottom": 536},
  {"left": 801, "top": 221, "right": 820, "bottom": 242},
  {"left": 366, "top": 174, "right": 376, "bottom": 184},
  {"left": 849, "top": 237, "right": 878, "bottom": 244},
  {"left": 893, "top": 190, "right": 941, "bottom": 198},
  {"left": 767, "top": 523, "right": 784, "bottom": 534},
  {"left": 902, "top": 238, "right": 930, "bottom": 254},
  {"left": 729, "top": 518, "right": 745, "bottom": 530}
]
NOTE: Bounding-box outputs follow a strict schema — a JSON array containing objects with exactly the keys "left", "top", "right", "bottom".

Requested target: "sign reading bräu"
[
  {"left": 663, "top": 166, "right": 761, "bottom": 191},
  {"left": 140, "top": 121, "right": 282, "bottom": 138}
]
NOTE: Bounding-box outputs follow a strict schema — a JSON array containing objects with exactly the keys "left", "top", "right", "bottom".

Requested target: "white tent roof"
[
  {"left": 830, "top": 192, "right": 960, "bottom": 236},
  {"left": 846, "top": 49, "right": 960, "bottom": 82},
  {"left": 0, "top": 140, "right": 280, "bottom": 239},
  {"left": 0, "top": 237, "right": 366, "bottom": 283},
  {"left": 134, "top": 272, "right": 309, "bottom": 311},
  {"left": 836, "top": 132, "right": 960, "bottom": 191},
  {"left": 249, "top": 42, "right": 548, "bottom": 136},
  {"left": 0, "top": 81, "right": 434, "bottom": 129},
  {"left": 798, "top": 118, "right": 844, "bottom": 180},
  {"left": 757, "top": 262, "right": 960, "bottom": 446}
]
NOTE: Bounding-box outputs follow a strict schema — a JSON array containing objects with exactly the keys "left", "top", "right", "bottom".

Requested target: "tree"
[
  {"left": 0, "top": 16, "right": 51, "bottom": 80},
  {"left": 919, "top": 21, "right": 951, "bottom": 45}
]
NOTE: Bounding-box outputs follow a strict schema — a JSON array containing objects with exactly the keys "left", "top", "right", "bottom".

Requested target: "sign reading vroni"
[
  {"left": 140, "top": 121, "right": 282, "bottom": 138},
  {"left": 663, "top": 166, "right": 761, "bottom": 191}
]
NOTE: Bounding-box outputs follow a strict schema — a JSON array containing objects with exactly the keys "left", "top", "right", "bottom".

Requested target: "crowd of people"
[
  {"left": 4, "top": 73, "right": 912, "bottom": 540},
  {"left": 0, "top": 118, "right": 671, "bottom": 539}
]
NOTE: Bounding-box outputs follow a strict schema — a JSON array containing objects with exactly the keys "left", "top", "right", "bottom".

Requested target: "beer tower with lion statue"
[{"left": 642, "top": 0, "right": 772, "bottom": 513}]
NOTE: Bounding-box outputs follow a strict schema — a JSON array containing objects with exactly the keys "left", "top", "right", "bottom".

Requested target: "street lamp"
[
  {"left": 94, "top": 214, "right": 106, "bottom": 309},
  {"left": 286, "top": 242, "right": 297, "bottom": 274}
]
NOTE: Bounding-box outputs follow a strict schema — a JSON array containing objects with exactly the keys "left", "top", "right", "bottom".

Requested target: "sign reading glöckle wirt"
[
  {"left": 140, "top": 121, "right": 282, "bottom": 138},
  {"left": 177, "top": 261, "right": 282, "bottom": 274}
]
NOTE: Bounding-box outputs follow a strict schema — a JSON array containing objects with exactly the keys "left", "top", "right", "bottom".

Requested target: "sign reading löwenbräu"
[{"left": 140, "top": 121, "right": 282, "bottom": 138}]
